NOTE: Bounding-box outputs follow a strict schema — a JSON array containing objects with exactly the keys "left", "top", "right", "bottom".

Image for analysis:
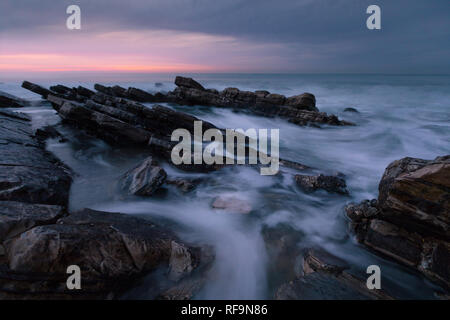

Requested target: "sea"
[{"left": 1, "top": 73, "right": 449, "bottom": 299}]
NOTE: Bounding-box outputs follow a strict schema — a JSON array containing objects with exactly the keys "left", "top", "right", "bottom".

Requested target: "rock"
[
  {"left": 0, "top": 111, "right": 72, "bottom": 206},
  {"left": 212, "top": 195, "right": 252, "bottom": 214},
  {"left": 276, "top": 247, "right": 394, "bottom": 300},
  {"left": 0, "top": 91, "right": 30, "bottom": 108},
  {"left": 302, "top": 248, "right": 349, "bottom": 275},
  {"left": 166, "top": 178, "right": 202, "bottom": 193},
  {"left": 344, "top": 107, "right": 359, "bottom": 113},
  {"left": 175, "top": 76, "right": 205, "bottom": 91},
  {"left": 264, "top": 93, "right": 285, "bottom": 106},
  {"left": 58, "top": 100, "right": 153, "bottom": 146},
  {"left": 76, "top": 86, "right": 95, "bottom": 98},
  {"left": 0, "top": 201, "right": 65, "bottom": 242},
  {"left": 286, "top": 93, "right": 317, "bottom": 112},
  {"left": 126, "top": 87, "right": 155, "bottom": 102},
  {"left": 1, "top": 208, "right": 208, "bottom": 299},
  {"left": 345, "top": 155, "right": 450, "bottom": 290},
  {"left": 295, "top": 173, "right": 349, "bottom": 195},
  {"left": 120, "top": 157, "right": 167, "bottom": 196},
  {"left": 378, "top": 156, "right": 450, "bottom": 238},
  {"left": 21, "top": 81, "right": 52, "bottom": 98},
  {"left": 168, "top": 241, "right": 196, "bottom": 281},
  {"left": 275, "top": 272, "right": 369, "bottom": 300},
  {"left": 49, "top": 85, "right": 71, "bottom": 95},
  {"left": 35, "top": 125, "right": 62, "bottom": 140}
]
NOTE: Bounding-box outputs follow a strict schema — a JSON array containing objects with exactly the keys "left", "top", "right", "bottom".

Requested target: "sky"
[{"left": 0, "top": 0, "right": 449, "bottom": 77}]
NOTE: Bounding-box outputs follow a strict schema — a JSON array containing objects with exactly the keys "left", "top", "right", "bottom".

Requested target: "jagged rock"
[
  {"left": 295, "top": 173, "right": 349, "bottom": 195},
  {"left": 120, "top": 157, "right": 167, "bottom": 196},
  {"left": 21, "top": 81, "right": 52, "bottom": 99},
  {"left": 175, "top": 76, "right": 205, "bottom": 91},
  {"left": 1, "top": 208, "right": 208, "bottom": 299},
  {"left": 0, "top": 91, "right": 30, "bottom": 108},
  {"left": 0, "top": 111, "right": 72, "bottom": 206},
  {"left": 212, "top": 195, "right": 252, "bottom": 214},
  {"left": 378, "top": 156, "right": 449, "bottom": 238},
  {"left": 345, "top": 155, "right": 450, "bottom": 290}
]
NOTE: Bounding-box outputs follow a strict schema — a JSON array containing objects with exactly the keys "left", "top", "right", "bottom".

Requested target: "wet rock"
[
  {"left": 212, "top": 195, "right": 252, "bottom": 214},
  {"left": 346, "top": 155, "right": 450, "bottom": 290},
  {"left": 0, "top": 91, "right": 30, "bottom": 108},
  {"left": 175, "top": 76, "right": 205, "bottom": 91},
  {"left": 1, "top": 208, "right": 207, "bottom": 299},
  {"left": 295, "top": 173, "right": 349, "bottom": 195},
  {"left": 120, "top": 157, "right": 167, "bottom": 196},
  {"left": 0, "top": 111, "right": 72, "bottom": 206},
  {"left": 344, "top": 107, "right": 359, "bottom": 113}
]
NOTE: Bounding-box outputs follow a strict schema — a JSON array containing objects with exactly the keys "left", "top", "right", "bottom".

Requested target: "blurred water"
[{"left": 1, "top": 74, "right": 449, "bottom": 299}]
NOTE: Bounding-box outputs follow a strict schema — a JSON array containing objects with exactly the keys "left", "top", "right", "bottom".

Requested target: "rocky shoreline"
[{"left": 0, "top": 77, "right": 448, "bottom": 299}]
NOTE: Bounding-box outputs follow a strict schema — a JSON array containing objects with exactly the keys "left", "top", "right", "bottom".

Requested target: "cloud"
[{"left": 0, "top": 0, "right": 449, "bottom": 73}]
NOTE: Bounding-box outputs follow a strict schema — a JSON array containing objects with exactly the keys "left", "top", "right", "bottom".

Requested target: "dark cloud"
[{"left": 1, "top": 0, "right": 449, "bottom": 73}]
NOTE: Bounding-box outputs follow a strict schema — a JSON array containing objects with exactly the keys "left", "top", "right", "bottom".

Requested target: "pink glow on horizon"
[{"left": 0, "top": 28, "right": 288, "bottom": 74}]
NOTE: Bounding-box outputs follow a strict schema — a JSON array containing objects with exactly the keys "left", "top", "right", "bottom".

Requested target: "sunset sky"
[{"left": 0, "top": 0, "right": 449, "bottom": 78}]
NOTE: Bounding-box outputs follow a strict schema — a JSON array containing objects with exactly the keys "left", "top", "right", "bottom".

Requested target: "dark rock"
[
  {"left": 295, "top": 173, "right": 349, "bottom": 195},
  {"left": 35, "top": 126, "right": 62, "bottom": 140},
  {"left": 0, "top": 201, "right": 65, "bottom": 242},
  {"left": 126, "top": 87, "right": 155, "bottom": 102},
  {"left": 175, "top": 76, "right": 205, "bottom": 91},
  {"left": 0, "top": 111, "right": 72, "bottom": 206},
  {"left": 166, "top": 178, "right": 202, "bottom": 193},
  {"left": 21, "top": 81, "right": 52, "bottom": 99},
  {"left": 49, "top": 85, "right": 71, "bottom": 95},
  {"left": 344, "top": 107, "right": 359, "bottom": 113},
  {"left": 378, "top": 156, "right": 449, "bottom": 238},
  {"left": 1, "top": 208, "right": 208, "bottom": 299},
  {"left": 120, "top": 157, "right": 167, "bottom": 196},
  {"left": 346, "top": 155, "right": 450, "bottom": 290},
  {"left": 275, "top": 272, "right": 368, "bottom": 300},
  {"left": 286, "top": 93, "right": 317, "bottom": 112},
  {"left": 0, "top": 91, "right": 30, "bottom": 108},
  {"left": 276, "top": 247, "right": 394, "bottom": 300}
]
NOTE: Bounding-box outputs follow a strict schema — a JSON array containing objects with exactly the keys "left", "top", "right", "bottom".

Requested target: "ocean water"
[{"left": 1, "top": 74, "right": 449, "bottom": 299}]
